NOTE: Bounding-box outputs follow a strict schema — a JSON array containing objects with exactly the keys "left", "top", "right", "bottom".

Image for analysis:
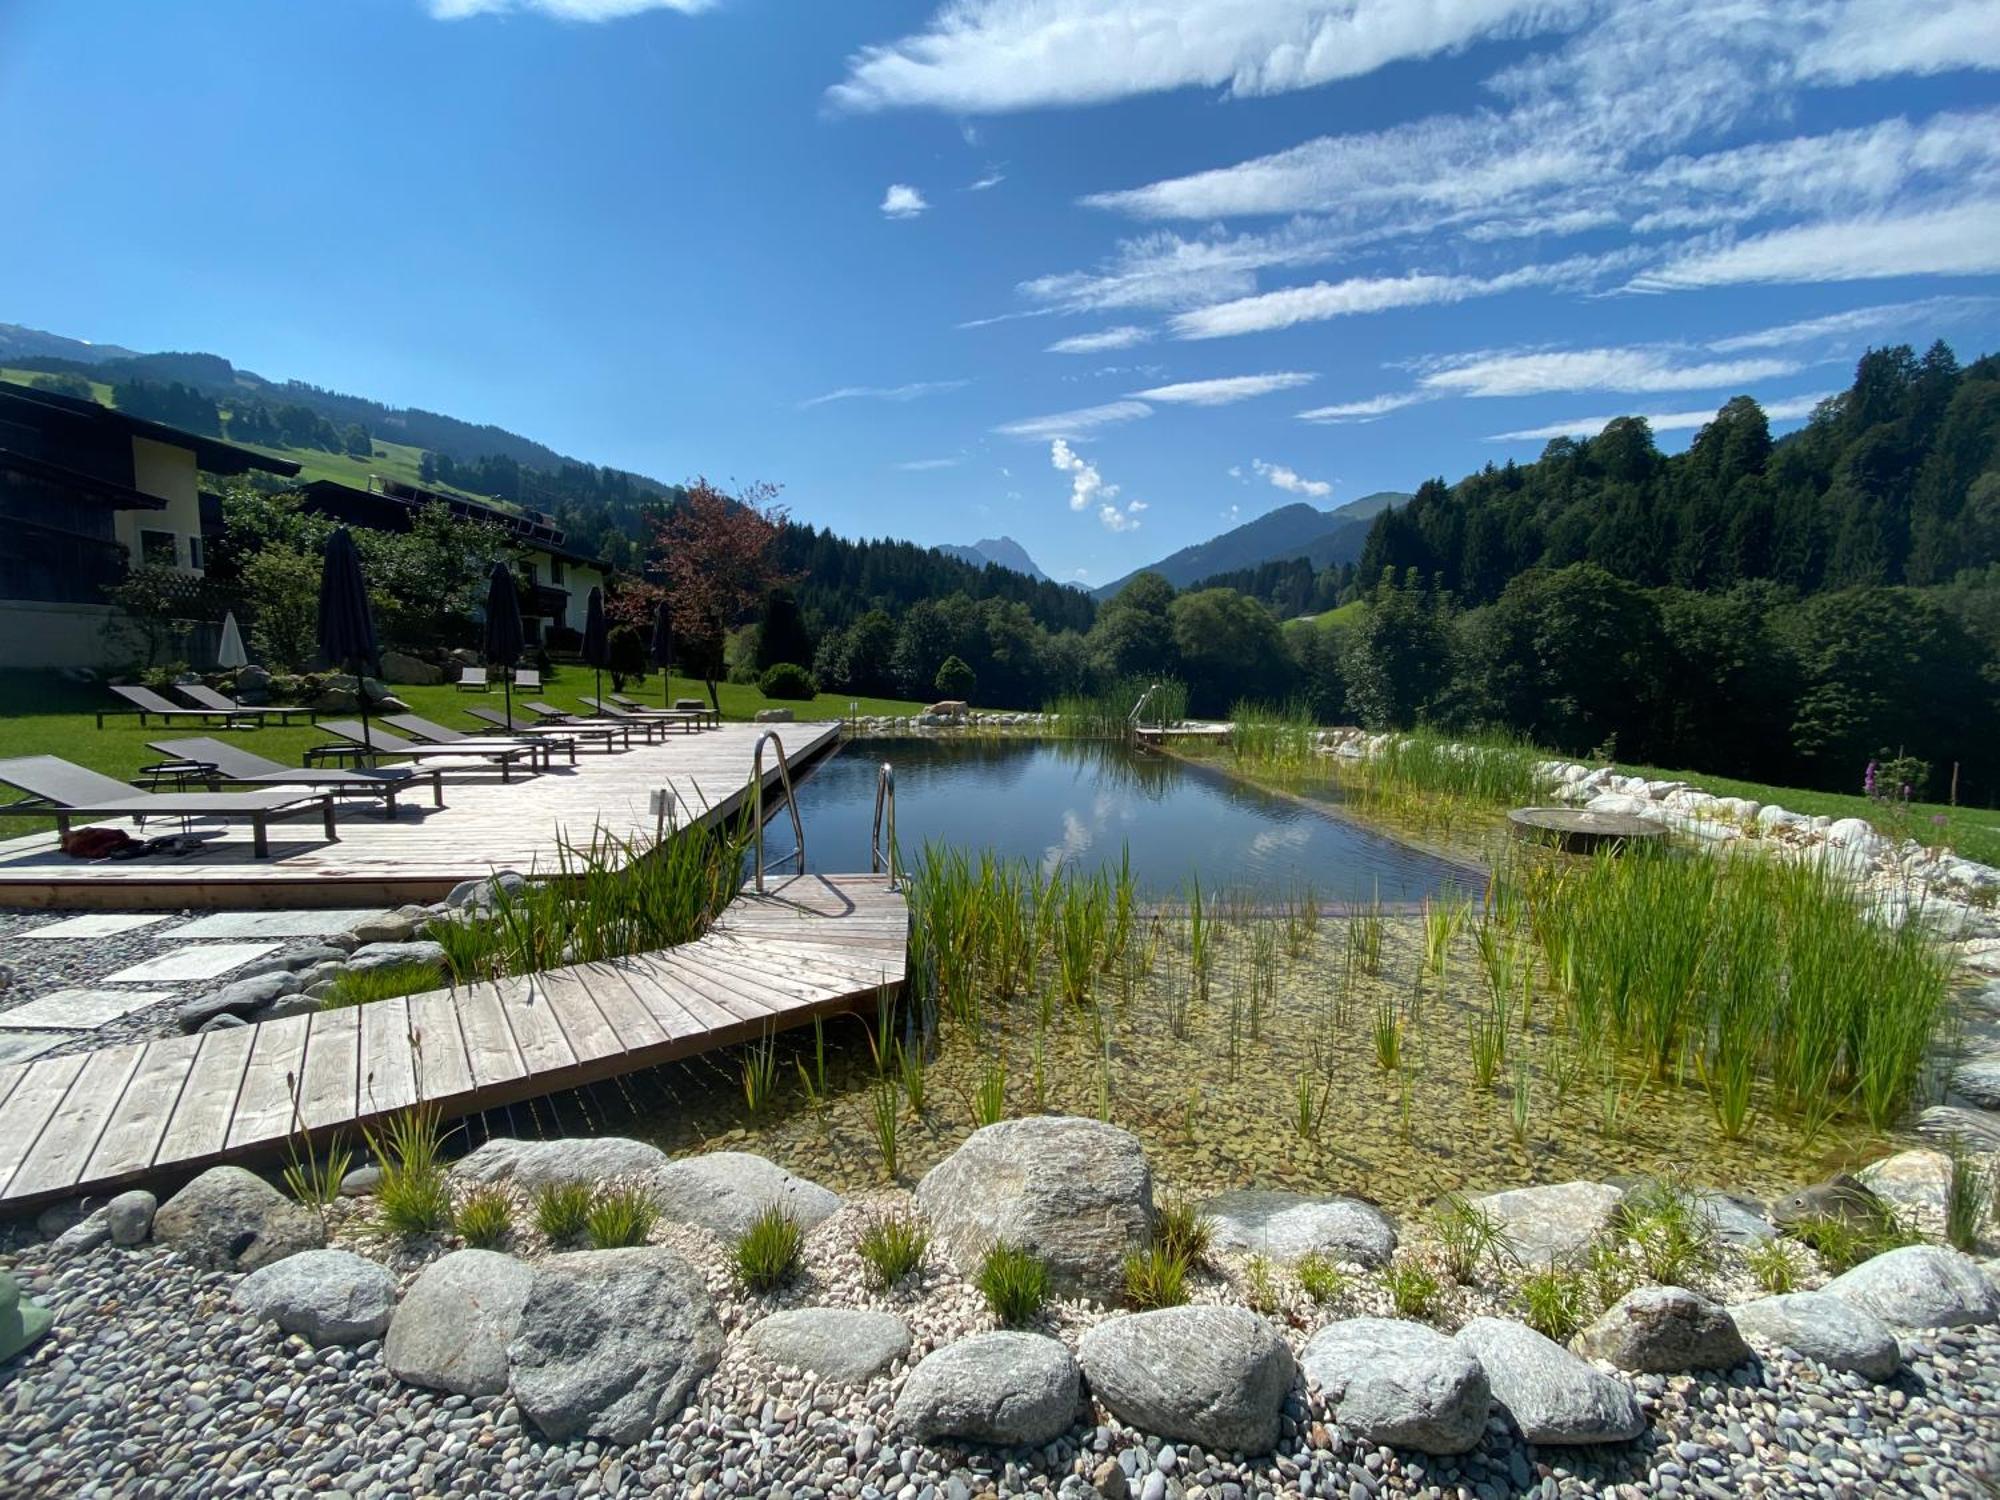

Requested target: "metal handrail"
[
  {"left": 751, "top": 731, "right": 806, "bottom": 893},
  {"left": 1127, "top": 681, "right": 1161, "bottom": 734},
  {"left": 870, "top": 761, "right": 899, "bottom": 892}
]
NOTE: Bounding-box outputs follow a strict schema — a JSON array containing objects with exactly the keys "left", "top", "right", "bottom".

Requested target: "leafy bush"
[
  {"left": 735, "top": 1206, "right": 805, "bottom": 1292},
  {"left": 934, "top": 655, "right": 975, "bottom": 700},
  {"left": 758, "top": 662, "right": 819, "bottom": 700},
  {"left": 857, "top": 1211, "right": 930, "bottom": 1290},
  {"left": 534, "top": 1181, "right": 596, "bottom": 1244},
  {"left": 976, "top": 1241, "right": 1049, "bottom": 1326},
  {"left": 1122, "top": 1245, "right": 1190, "bottom": 1309},
  {"left": 585, "top": 1184, "right": 660, "bottom": 1249},
  {"left": 454, "top": 1185, "right": 513, "bottom": 1248}
]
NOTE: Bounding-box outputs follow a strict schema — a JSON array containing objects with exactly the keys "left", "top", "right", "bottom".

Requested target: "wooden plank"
[
  {"left": 621, "top": 954, "right": 757, "bottom": 1033},
  {"left": 527, "top": 968, "right": 637, "bottom": 1062},
  {"left": 85, "top": 1033, "right": 205, "bottom": 1183},
  {"left": 603, "top": 959, "right": 718, "bottom": 1040},
  {"left": 706, "top": 936, "right": 905, "bottom": 988},
  {"left": 297, "top": 1006, "right": 363, "bottom": 1132},
  {"left": 674, "top": 946, "right": 850, "bottom": 1007},
  {"left": 7, "top": 1043, "right": 146, "bottom": 1200},
  {"left": 492, "top": 977, "right": 581, "bottom": 1078},
  {"left": 405, "top": 988, "right": 476, "bottom": 1106},
  {"left": 642, "top": 953, "right": 792, "bottom": 1026},
  {"left": 155, "top": 1024, "right": 258, "bottom": 1169},
  {"left": 0, "top": 1052, "right": 92, "bottom": 1199},
  {"left": 357, "top": 995, "right": 421, "bottom": 1117},
  {"left": 225, "top": 1015, "right": 314, "bottom": 1152},
  {"left": 455, "top": 981, "right": 529, "bottom": 1090},
  {"left": 0, "top": 1063, "right": 29, "bottom": 1114}
]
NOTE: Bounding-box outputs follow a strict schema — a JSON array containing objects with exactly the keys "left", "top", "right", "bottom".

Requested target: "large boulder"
[
  {"left": 916, "top": 1116, "right": 1153, "bottom": 1298},
  {"left": 1300, "top": 1318, "right": 1489, "bottom": 1455},
  {"left": 1077, "top": 1306, "right": 1295, "bottom": 1454},
  {"left": 232, "top": 1249, "right": 395, "bottom": 1345},
  {"left": 342, "top": 940, "right": 446, "bottom": 977},
  {"left": 1202, "top": 1190, "right": 1397, "bottom": 1268},
  {"left": 892, "top": 1332, "right": 1081, "bottom": 1447},
  {"left": 380, "top": 650, "right": 446, "bottom": 686},
  {"left": 742, "top": 1307, "right": 911, "bottom": 1386},
  {"left": 153, "top": 1166, "right": 326, "bottom": 1271},
  {"left": 386, "top": 1248, "right": 535, "bottom": 1396},
  {"left": 452, "top": 1135, "right": 672, "bottom": 1192},
  {"left": 1454, "top": 1318, "right": 1643, "bottom": 1445},
  {"left": 1574, "top": 1288, "right": 1751, "bottom": 1373},
  {"left": 1856, "top": 1149, "right": 1956, "bottom": 1220},
  {"left": 1953, "top": 1055, "right": 2000, "bottom": 1111},
  {"left": 1470, "top": 1181, "right": 1623, "bottom": 1265},
  {"left": 1730, "top": 1293, "right": 1903, "bottom": 1379},
  {"left": 507, "top": 1247, "right": 723, "bottom": 1443},
  {"left": 647, "top": 1151, "right": 842, "bottom": 1240},
  {"left": 1822, "top": 1245, "right": 2000, "bottom": 1330}
]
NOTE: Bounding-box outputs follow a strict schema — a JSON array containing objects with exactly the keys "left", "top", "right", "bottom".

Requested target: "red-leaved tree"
[{"left": 653, "top": 477, "right": 795, "bottom": 711}]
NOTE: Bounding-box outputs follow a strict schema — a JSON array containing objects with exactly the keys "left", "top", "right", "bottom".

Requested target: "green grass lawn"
[
  {"left": 0, "top": 668, "right": 924, "bottom": 836},
  {"left": 1298, "top": 600, "right": 1366, "bottom": 628}
]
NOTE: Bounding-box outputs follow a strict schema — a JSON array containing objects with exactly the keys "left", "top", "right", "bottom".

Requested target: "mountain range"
[
  {"left": 1092, "top": 491, "right": 1410, "bottom": 600},
  {"left": 936, "top": 536, "right": 1052, "bottom": 582}
]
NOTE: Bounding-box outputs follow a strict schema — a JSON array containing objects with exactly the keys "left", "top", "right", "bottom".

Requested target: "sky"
[{"left": 3, "top": 0, "right": 1999, "bottom": 585}]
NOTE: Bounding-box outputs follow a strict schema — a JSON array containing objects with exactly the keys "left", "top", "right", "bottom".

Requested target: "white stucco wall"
[
  {"left": 563, "top": 564, "right": 606, "bottom": 632},
  {"left": 115, "top": 437, "right": 204, "bottom": 573}
]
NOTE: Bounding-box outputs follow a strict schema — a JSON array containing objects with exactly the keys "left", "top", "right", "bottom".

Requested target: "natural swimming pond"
[{"left": 786, "top": 736, "right": 1473, "bottom": 900}]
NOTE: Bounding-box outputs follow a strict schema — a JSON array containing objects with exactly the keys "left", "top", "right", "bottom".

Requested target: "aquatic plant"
[
  {"left": 1186, "top": 874, "right": 1214, "bottom": 1005},
  {"left": 1613, "top": 1179, "right": 1720, "bottom": 1287},
  {"left": 1945, "top": 1135, "right": 1991, "bottom": 1252},
  {"left": 857, "top": 1211, "right": 930, "bottom": 1290},
  {"left": 741, "top": 1032, "right": 778, "bottom": 1116},
  {"left": 976, "top": 1241, "right": 1050, "bottom": 1326},
  {"left": 970, "top": 1054, "right": 1007, "bottom": 1127},
  {"left": 319, "top": 962, "right": 442, "bottom": 1010},
  {"left": 1295, "top": 1252, "right": 1349, "bottom": 1304},
  {"left": 869, "top": 1080, "right": 901, "bottom": 1179},
  {"left": 734, "top": 1206, "right": 805, "bottom": 1292},
  {"left": 794, "top": 1016, "right": 828, "bottom": 1107},
  {"left": 1432, "top": 1192, "right": 1511, "bottom": 1284},
  {"left": 585, "top": 1184, "right": 660, "bottom": 1249},
  {"left": 1045, "top": 677, "right": 1188, "bottom": 737},
  {"left": 899, "top": 1039, "right": 929, "bottom": 1117},
  {"left": 534, "top": 1181, "right": 595, "bottom": 1244},
  {"left": 453, "top": 1185, "right": 512, "bottom": 1248},
  {"left": 1228, "top": 699, "right": 1318, "bottom": 771},
  {"left": 1282, "top": 881, "right": 1321, "bottom": 959},
  {"left": 1508, "top": 1062, "right": 1533, "bottom": 1148},
  {"left": 1347, "top": 898, "right": 1384, "bottom": 976},
  {"left": 1293, "top": 1069, "right": 1331, "bottom": 1139},
  {"left": 1371, "top": 994, "right": 1402, "bottom": 1071}
]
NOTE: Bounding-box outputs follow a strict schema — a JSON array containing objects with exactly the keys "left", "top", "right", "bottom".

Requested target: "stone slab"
[
  {"left": 174, "top": 910, "right": 391, "bottom": 940},
  {"left": 9, "top": 913, "right": 174, "bottom": 940},
  {"left": 101, "top": 942, "right": 281, "bottom": 983},
  {"left": 0, "top": 1032, "right": 67, "bottom": 1065},
  {"left": 0, "top": 989, "right": 174, "bottom": 1031}
]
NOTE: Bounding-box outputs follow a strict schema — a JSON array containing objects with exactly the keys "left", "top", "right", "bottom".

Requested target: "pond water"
[{"left": 786, "top": 736, "right": 1473, "bottom": 901}]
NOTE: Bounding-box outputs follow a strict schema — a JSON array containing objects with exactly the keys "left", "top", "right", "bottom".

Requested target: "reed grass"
[
  {"left": 971, "top": 1054, "right": 1007, "bottom": 1127},
  {"left": 1945, "top": 1135, "right": 1992, "bottom": 1252},
  {"left": 858, "top": 1210, "right": 931, "bottom": 1290},
  {"left": 870, "top": 1080, "right": 901, "bottom": 1178},
  {"left": 453, "top": 1185, "right": 512, "bottom": 1248},
  {"left": 363, "top": 1105, "right": 450, "bottom": 1238},
  {"left": 1122, "top": 1245, "right": 1190, "bottom": 1309},
  {"left": 1046, "top": 677, "right": 1189, "bottom": 737},
  {"left": 320, "top": 963, "right": 443, "bottom": 1010},
  {"left": 977, "top": 1241, "right": 1050, "bottom": 1325},
  {"left": 1228, "top": 699, "right": 1318, "bottom": 770},
  {"left": 735, "top": 1206, "right": 804, "bottom": 1292},
  {"left": 585, "top": 1184, "right": 660, "bottom": 1249},
  {"left": 741, "top": 1033, "right": 778, "bottom": 1116},
  {"left": 534, "top": 1181, "right": 595, "bottom": 1244}
]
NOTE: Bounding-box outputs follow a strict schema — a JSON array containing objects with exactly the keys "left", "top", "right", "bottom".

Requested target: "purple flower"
[{"left": 1864, "top": 760, "right": 1878, "bottom": 797}]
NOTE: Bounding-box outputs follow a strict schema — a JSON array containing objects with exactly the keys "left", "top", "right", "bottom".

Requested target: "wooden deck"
[
  {"left": 1135, "top": 723, "right": 1233, "bottom": 742},
  {"left": 0, "top": 872, "right": 907, "bottom": 1210},
  {"left": 0, "top": 720, "right": 841, "bottom": 909}
]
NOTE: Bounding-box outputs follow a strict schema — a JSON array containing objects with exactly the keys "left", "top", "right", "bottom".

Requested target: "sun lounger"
[
  {"left": 386, "top": 712, "right": 594, "bottom": 759},
  {"left": 174, "top": 684, "right": 317, "bottom": 726},
  {"left": 524, "top": 701, "right": 676, "bottom": 744},
  {"left": 461, "top": 705, "right": 624, "bottom": 752},
  {"left": 514, "top": 667, "right": 543, "bottom": 691},
  {"left": 580, "top": 697, "right": 703, "bottom": 734},
  {"left": 311, "top": 722, "right": 544, "bottom": 780},
  {"left": 0, "top": 754, "right": 336, "bottom": 858},
  {"left": 456, "top": 666, "right": 490, "bottom": 692},
  {"left": 99, "top": 684, "right": 266, "bottom": 730},
  {"left": 147, "top": 736, "right": 443, "bottom": 817}
]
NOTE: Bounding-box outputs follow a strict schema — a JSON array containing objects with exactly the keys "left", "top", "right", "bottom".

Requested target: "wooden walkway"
[
  {"left": 0, "top": 720, "right": 841, "bottom": 909},
  {"left": 0, "top": 873, "right": 907, "bottom": 1210},
  {"left": 1134, "top": 723, "right": 1233, "bottom": 742}
]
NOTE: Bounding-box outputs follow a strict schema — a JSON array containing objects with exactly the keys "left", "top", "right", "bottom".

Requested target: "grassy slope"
[{"left": 0, "top": 669, "right": 924, "bottom": 835}]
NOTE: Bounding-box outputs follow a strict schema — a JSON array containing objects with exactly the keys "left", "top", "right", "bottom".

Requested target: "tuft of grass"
[
  {"left": 1432, "top": 1193, "right": 1512, "bottom": 1285},
  {"left": 970, "top": 1055, "right": 1007, "bottom": 1127},
  {"left": 1744, "top": 1237, "right": 1801, "bottom": 1294},
  {"left": 741, "top": 1033, "right": 778, "bottom": 1116},
  {"left": 454, "top": 1185, "right": 513, "bottom": 1248},
  {"left": 870, "top": 1080, "right": 902, "bottom": 1180},
  {"left": 1154, "top": 1193, "right": 1215, "bottom": 1269},
  {"left": 534, "top": 1181, "right": 596, "bottom": 1244},
  {"left": 1378, "top": 1255, "right": 1443, "bottom": 1320},
  {"left": 734, "top": 1206, "right": 805, "bottom": 1292},
  {"left": 321, "top": 962, "right": 443, "bottom": 1010},
  {"left": 857, "top": 1211, "right": 930, "bottom": 1290},
  {"left": 363, "top": 1105, "right": 451, "bottom": 1238},
  {"left": 1784, "top": 1208, "right": 1920, "bottom": 1273},
  {"left": 585, "top": 1184, "right": 660, "bottom": 1249},
  {"left": 1583, "top": 1235, "right": 1638, "bottom": 1310},
  {"left": 1243, "top": 1253, "right": 1279, "bottom": 1315},
  {"left": 1123, "top": 1245, "right": 1190, "bottom": 1310},
  {"left": 1296, "top": 1251, "right": 1349, "bottom": 1304},
  {"left": 1614, "top": 1179, "right": 1722, "bottom": 1287},
  {"left": 1517, "top": 1264, "right": 1590, "bottom": 1343},
  {"left": 1944, "top": 1135, "right": 1991, "bottom": 1252},
  {"left": 976, "top": 1241, "right": 1050, "bottom": 1326}
]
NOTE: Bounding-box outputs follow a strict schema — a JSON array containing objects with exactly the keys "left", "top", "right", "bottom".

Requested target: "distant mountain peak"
[
  {"left": 1093, "top": 491, "right": 1411, "bottom": 600},
  {"left": 938, "top": 535, "right": 1051, "bottom": 582}
]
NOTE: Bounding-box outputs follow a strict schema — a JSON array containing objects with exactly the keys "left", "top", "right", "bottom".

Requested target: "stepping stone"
[
  {"left": 101, "top": 942, "right": 280, "bottom": 983},
  {"left": 0, "top": 1031, "right": 66, "bottom": 1065},
  {"left": 175, "top": 909, "right": 390, "bottom": 940},
  {"left": 0, "top": 988, "right": 174, "bottom": 1030},
  {"left": 10, "top": 913, "right": 173, "bottom": 940}
]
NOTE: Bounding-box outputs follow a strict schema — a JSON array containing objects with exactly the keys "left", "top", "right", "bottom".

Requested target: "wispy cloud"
[
  {"left": 799, "top": 379, "right": 967, "bottom": 409},
  {"left": 827, "top": 0, "right": 1574, "bottom": 114},
  {"left": 1414, "top": 347, "right": 1801, "bottom": 398},
  {"left": 1296, "top": 392, "right": 1429, "bottom": 424},
  {"left": 967, "top": 170, "right": 1007, "bottom": 191},
  {"left": 1631, "top": 200, "right": 2000, "bottom": 290},
  {"left": 995, "top": 399, "right": 1152, "bottom": 441},
  {"left": 880, "top": 183, "right": 929, "bottom": 219},
  {"left": 1792, "top": 0, "right": 2000, "bottom": 85},
  {"left": 1252, "top": 458, "right": 1333, "bottom": 498},
  {"left": 1132, "top": 372, "right": 1316, "bottom": 405},
  {"left": 1047, "top": 326, "right": 1154, "bottom": 355},
  {"left": 1052, "top": 438, "right": 1144, "bottom": 531},
  {"left": 429, "top": 0, "right": 714, "bottom": 16},
  {"left": 1487, "top": 391, "right": 1834, "bottom": 441},
  {"left": 895, "top": 457, "right": 963, "bottom": 471},
  {"left": 1705, "top": 296, "right": 1999, "bottom": 352}
]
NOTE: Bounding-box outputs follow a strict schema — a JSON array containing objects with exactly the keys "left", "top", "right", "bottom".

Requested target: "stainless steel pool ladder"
[
  {"left": 751, "top": 731, "right": 805, "bottom": 893},
  {"left": 870, "top": 761, "right": 899, "bottom": 892},
  {"left": 1127, "top": 681, "right": 1161, "bottom": 734}
]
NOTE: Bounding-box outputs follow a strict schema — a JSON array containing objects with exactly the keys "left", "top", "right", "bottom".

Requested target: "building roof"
[
  {"left": 296, "top": 478, "right": 612, "bottom": 572},
  {"left": 0, "top": 447, "right": 169, "bottom": 509},
  {"left": 0, "top": 381, "right": 302, "bottom": 477}
]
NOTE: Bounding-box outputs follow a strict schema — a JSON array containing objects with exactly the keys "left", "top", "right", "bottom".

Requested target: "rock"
[
  {"left": 1584, "top": 793, "right": 1662, "bottom": 820},
  {"left": 340, "top": 1165, "right": 381, "bottom": 1197},
  {"left": 252, "top": 990, "right": 325, "bottom": 1023},
  {"left": 1729, "top": 1293, "right": 1903, "bottom": 1379},
  {"left": 34, "top": 1197, "right": 100, "bottom": 1237},
  {"left": 105, "top": 1189, "right": 156, "bottom": 1246},
  {"left": 753, "top": 708, "right": 794, "bottom": 723},
  {"left": 648, "top": 1151, "right": 843, "bottom": 1240},
  {"left": 1077, "top": 1306, "right": 1295, "bottom": 1454},
  {"left": 153, "top": 1165, "right": 327, "bottom": 1271},
  {"left": 380, "top": 650, "right": 446, "bottom": 686},
  {"left": 1202, "top": 1190, "right": 1397, "bottom": 1268},
  {"left": 342, "top": 940, "right": 446, "bottom": 976},
  {"left": 507, "top": 1247, "right": 723, "bottom": 1443},
  {"left": 199, "top": 1013, "right": 248, "bottom": 1032},
  {"left": 1574, "top": 1288, "right": 1751, "bottom": 1373},
  {"left": 1826, "top": 817, "right": 1886, "bottom": 854},
  {"left": 452, "top": 1136, "right": 673, "bottom": 1192},
  {"left": 0, "top": 1269, "right": 52, "bottom": 1362},
  {"left": 347, "top": 910, "right": 421, "bottom": 945},
  {"left": 1822, "top": 1245, "right": 2000, "bottom": 1330},
  {"left": 446, "top": 871, "right": 528, "bottom": 910},
  {"left": 53, "top": 1207, "right": 111, "bottom": 1254},
  {"left": 1955, "top": 1055, "right": 2000, "bottom": 1111},
  {"left": 1300, "top": 1318, "right": 1489, "bottom": 1455},
  {"left": 232, "top": 1248, "right": 396, "bottom": 1345},
  {"left": 1756, "top": 805, "right": 1812, "bottom": 833},
  {"left": 924, "top": 701, "right": 969, "bottom": 718},
  {"left": 917, "top": 1116, "right": 1153, "bottom": 1298},
  {"left": 1692, "top": 1190, "right": 1776, "bottom": 1245},
  {"left": 1470, "top": 1181, "right": 1623, "bottom": 1265},
  {"left": 742, "top": 1307, "right": 912, "bottom": 1386},
  {"left": 892, "top": 1332, "right": 1082, "bottom": 1447},
  {"left": 175, "top": 971, "right": 301, "bottom": 1032},
  {"left": 1454, "top": 1317, "right": 1644, "bottom": 1445},
  {"left": 1917, "top": 1104, "right": 2000, "bottom": 1152},
  {"left": 1857, "top": 1149, "right": 1957, "bottom": 1219},
  {"left": 234, "top": 945, "right": 347, "bottom": 980},
  {"left": 386, "top": 1248, "right": 535, "bottom": 1396}
]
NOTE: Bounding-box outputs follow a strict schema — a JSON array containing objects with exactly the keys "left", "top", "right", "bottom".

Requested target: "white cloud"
[
  {"left": 1047, "top": 326, "right": 1154, "bottom": 354},
  {"left": 1296, "top": 391, "right": 1429, "bottom": 423},
  {"left": 827, "top": 0, "right": 1577, "bottom": 114},
  {"left": 1631, "top": 200, "right": 2000, "bottom": 290},
  {"left": 800, "top": 379, "right": 967, "bottom": 408},
  {"left": 1415, "top": 347, "right": 1801, "bottom": 398},
  {"left": 1099, "top": 504, "right": 1142, "bottom": 532},
  {"left": 880, "top": 183, "right": 929, "bottom": 219},
  {"left": 1252, "top": 458, "right": 1333, "bottom": 498},
  {"left": 429, "top": 0, "right": 713, "bottom": 16},
  {"left": 1792, "top": 0, "right": 2000, "bottom": 85},
  {"left": 1706, "top": 296, "right": 1999, "bottom": 352},
  {"left": 1131, "top": 372, "right": 1316, "bottom": 405},
  {"left": 1052, "top": 439, "right": 1145, "bottom": 531},
  {"left": 895, "top": 457, "right": 963, "bottom": 471},
  {"left": 967, "top": 170, "right": 1007, "bottom": 191},
  {"left": 1487, "top": 391, "right": 1835, "bottom": 441},
  {"left": 996, "top": 399, "right": 1152, "bottom": 441}
]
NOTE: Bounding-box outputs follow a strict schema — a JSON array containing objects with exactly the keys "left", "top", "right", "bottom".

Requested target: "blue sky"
[{"left": 3, "top": 0, "right": 1998, "bottom": 584}]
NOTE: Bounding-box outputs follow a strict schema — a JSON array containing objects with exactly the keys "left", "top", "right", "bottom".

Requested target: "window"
[
  {"left": 549, "top": 557, "right": 565, "bottom": 585},
  {"left": 139, "top": 530, "right": 177, "bottom": 567},
  {"left": 518, "top": 559, "right": 537, "bottom": 587},
  {"left": 187, "top": 536, "right": 205, "bottom": 570}
]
